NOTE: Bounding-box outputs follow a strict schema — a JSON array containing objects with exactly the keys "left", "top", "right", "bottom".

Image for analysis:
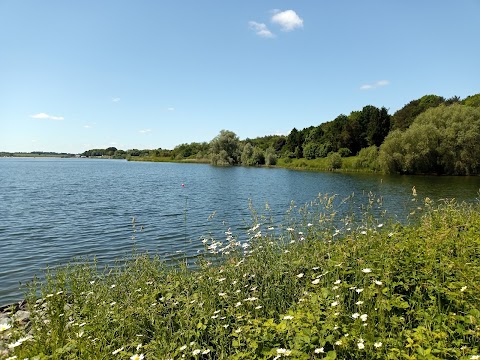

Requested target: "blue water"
[{"left": 1, "top": 157, "right": 479, "bottom": 305}]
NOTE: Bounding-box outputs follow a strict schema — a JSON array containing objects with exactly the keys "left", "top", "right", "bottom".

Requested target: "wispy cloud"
[
  {"left": 112, "top": 97, "right": 120, "bottom": 103},
  {"left": 167, "top": 107, "right": 175, "bottom": 111},
  {"left": 360, "top": 80, "right": 390, "bottom": 90},
  {"left": 249, "top": 21, "right": 275, "bottom": 38},
  {"left": 31, "top": 113, "right": 64, "bottom": 120},
  {"left": 139, "top": 129, "right": 152, "bottom": 134},
  {"left": 83, "top": 125, "right": 92, "bottom": 129},
  {"left": 271, "top": 10, "right": 303, "bottom": 32}
]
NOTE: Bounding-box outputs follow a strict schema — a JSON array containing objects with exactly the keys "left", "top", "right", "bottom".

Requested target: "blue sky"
[{"left": 1, "top": 1, "right": 479, "bottom": 153}]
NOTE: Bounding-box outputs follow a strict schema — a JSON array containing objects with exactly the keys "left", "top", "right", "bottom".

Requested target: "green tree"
[
  {"left": 285, "top": 128, "right": 304, "bottom": 158},
  {"left": 462, "top": 93, "right": 480, "bottom": 107},
  {"left": 390, "top": 94, "right": 445, "bottom": 131},
  {"left": 209, "top": 130, "right": 240, "bottom": 166},
  {"left": 264, "top": 147, "right": 277, "bottom": 165},
  {"left": 241, "top": 143, "right": 254, "bottom": 166},
  {"left": 251, "top": 147, "right": 265, "bottom": 165},
  {"left": 303, "top": 142, "right": 319, "bottom": 160},
  {"left": 366, "top": 106, "right": 390, "bottom": 147},
  {"left": 379, "top": 105, "right": 480, "bottom": 175}
]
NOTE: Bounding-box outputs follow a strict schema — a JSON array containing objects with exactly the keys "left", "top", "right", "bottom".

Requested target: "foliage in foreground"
[{"left": 2, "top": 195, "right": 480, "bottom": 359}]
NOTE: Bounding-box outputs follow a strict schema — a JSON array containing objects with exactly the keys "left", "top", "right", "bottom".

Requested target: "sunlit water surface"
[{"left": 1, "top": 158, "right": 479, "bottom": 305}]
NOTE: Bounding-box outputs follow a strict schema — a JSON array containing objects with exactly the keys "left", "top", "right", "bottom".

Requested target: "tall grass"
[{"left": 2, "top": 194, "right": 480, "bottom": 359}]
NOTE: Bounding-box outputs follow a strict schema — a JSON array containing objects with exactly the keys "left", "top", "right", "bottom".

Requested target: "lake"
[{"left": 1, "top": 157, "right": 479, "bottom": 305}]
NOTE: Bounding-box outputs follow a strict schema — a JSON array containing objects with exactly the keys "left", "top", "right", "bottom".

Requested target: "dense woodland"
[{"left": 82, "top": 93, "right": 480, "bottom": 175}]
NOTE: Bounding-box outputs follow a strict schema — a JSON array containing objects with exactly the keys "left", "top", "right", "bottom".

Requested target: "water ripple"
[{"left": 1, "top": 158, "right": 480, "bottom": 305}]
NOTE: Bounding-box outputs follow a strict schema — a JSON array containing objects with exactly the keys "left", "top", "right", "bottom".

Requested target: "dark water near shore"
[{"left": 1, "top": 157, "right": 479, "bottom": 305}]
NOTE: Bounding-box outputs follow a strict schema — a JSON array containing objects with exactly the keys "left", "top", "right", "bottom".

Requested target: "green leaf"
[{"left": 325, "top": 350, "right": 337, "bottom": 359}]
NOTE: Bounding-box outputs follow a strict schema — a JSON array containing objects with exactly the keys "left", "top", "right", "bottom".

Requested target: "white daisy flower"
[{"left": 112, "top": 347, "right": 124, "bottom": 355}]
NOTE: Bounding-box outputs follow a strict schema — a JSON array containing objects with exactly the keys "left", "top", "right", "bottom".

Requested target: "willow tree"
[
  {"left": 379, "top": 105, "right": 480, "bottom": 175},
  {"left": 209, "top": 130, "right": 241, "bottom": 166}
]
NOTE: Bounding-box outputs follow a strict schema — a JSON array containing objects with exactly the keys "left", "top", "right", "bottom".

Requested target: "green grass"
[
  {"left": 128, "top": 155, "right": 373, "bottom": 174},
  {"left": 276, "top": 156, "right": 372, "bottom": 173},
  {"left": 2, "top": 195, "right": 480, "bottom": 359},
  {"left": 128, "top": 156, "right": 210, "bottom": 164}
]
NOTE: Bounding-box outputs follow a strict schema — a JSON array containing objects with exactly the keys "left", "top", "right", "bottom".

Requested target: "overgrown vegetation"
[
  {"left": 2, "top": 194, "right": 480, "bottom": 359},
  {"left": 80, "top": 93, "right": 480, "bottom": 175},
  {"left": 379, "top": 105, "right": 480, "bottom": 175}
]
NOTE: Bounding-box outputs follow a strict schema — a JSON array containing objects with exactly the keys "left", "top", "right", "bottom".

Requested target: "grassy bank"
[
  {"left": 2, "top": 196, "right": 480, "bottom": 359},
  {"left": 128, "top": 156, "right": 210, "bottom": 164},
  {"left": 276, "top": 156, "right": 369, "bottom": 172},
  {"left": 127, "top": 155, "right": 375, "bottom": 174}
]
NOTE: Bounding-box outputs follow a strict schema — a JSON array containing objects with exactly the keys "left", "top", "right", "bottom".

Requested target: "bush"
[
  {"left": 338, "top": 148, "right": 352, "bottom": 157},
  {"left": 355, "top": 146, "right": 379, "bottom": 170},
  {"left": 327, "top": 152, "right": 342, "bottom": 169}
]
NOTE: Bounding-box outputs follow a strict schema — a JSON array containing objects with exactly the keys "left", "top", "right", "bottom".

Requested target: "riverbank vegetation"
[
  {"left": 0, "top": 152, "right": 75, "bottom": 158},
  {"left": 2, "top": 195, "right": 480, "bottom": 359},
  {"left": 81, "top": 93, "right": 480, "bottom": 175}
]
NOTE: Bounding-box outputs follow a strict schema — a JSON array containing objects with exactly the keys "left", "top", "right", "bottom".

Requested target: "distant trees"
[
  {"left": 298, "top": 105, "right": 390, "bottom": 160},
  {"left": 462, "top": 94, "right": 480, "bottom": 108},
  {"left": 390, "top": 95, "right": 446, "bottom": 131},
  {"left": 208, "top": 130, "right": 278, "bottom": 167},
  {"left": 80, "top": 92, "right": 480, "bottom": 174},
  {"left": 379, "top": 105, "right": 480, "bottom": 175},
  {"left": 171, "top": 142, "right": 209, "bottom": 160},
  {"left": 81, "top": 148, "right": 153, "bottom": 158}
]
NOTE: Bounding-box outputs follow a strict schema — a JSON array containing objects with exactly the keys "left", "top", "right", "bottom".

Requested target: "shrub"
[
  {"left": 327, "top": 152, "right": 342, "bottom": 169},
  {"left": 355, "top": 146, "right": 379, "bottom": 170},
  {"left": 338, "top": 148, "right": 352, "bottom": 157}
]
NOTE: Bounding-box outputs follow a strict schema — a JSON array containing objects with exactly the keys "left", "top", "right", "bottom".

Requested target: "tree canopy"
[
  {"left": 79, "top": 92, "right": 480, "bottom": 174},
  {"left": 379, "top": 104, "right": 480, "bottom": 175}
]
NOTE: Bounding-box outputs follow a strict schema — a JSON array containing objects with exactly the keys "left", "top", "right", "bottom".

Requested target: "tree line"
[{"left": 82, "top": 93, "right": 480, "bottom": 175}]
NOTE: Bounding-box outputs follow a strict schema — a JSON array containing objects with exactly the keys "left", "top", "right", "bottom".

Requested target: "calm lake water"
[{"left": 1, "top": 158, "right": 480, "bottom": 305}]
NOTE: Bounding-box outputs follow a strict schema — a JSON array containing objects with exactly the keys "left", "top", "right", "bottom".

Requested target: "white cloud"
[
  {"left": 139, "top": 129, "right": 152, "bottom": 134},
  {"left": 112, "top": 97, "right": 120, "bottom": 102},
  {"left": 83, "top": 125, "right": 92, "bottom": 128},
  {"left": 271, "top": 10, "right": 303, "bottom": 32},
  {"left": 249, "top": 21, "right": 275, "bottom": 38},
  {"left": 167, "top": 107, "right": 175, "bottom": 111},
  {"left": 30, "top": 113, "right": 64, "bottom": 120},
  {"left": 360, "top": 80, "right": 390, "bottom": 90}
]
